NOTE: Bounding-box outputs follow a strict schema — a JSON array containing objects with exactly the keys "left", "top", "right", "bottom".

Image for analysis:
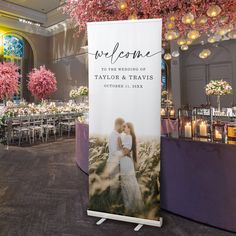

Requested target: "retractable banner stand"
[{"left": 87, "top": 19, "right": 163, "bottom": 229}]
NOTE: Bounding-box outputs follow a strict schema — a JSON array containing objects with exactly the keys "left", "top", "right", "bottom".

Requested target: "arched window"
[
  {"left": 3, "top": 35, "right": 24, "bottom": 58},
  {"left": 1, "top": 33, "right": 34, "bottom": 102},
  {"left": 3, "top": 35, "right": 24, "bottom": 102},
  {"left": 161, "top": 59, "right": 168, "bottom": 91}
]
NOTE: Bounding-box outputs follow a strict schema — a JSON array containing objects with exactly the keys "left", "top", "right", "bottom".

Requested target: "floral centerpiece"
[
  {"left": 0, "top": 101, "right": 89, "bottom": 125},
  {"left": 0, "top": 101, "right": 89, "bottom": 144},
  {"left": 69, "top": 86, "right": 88, "bottom": 103},
  {"left": 28, "top": 65, "right": 57, "bottom": 101},
  {"left": 0, "top": 62, "right": 20, "bottom": 103},
  {"left": 69, "top": 88, "right": 80, "bottom": 98},
  {"left": 78, "top": 86, "right": 88, "bottom": 96},
  {"left": 205, "top": 80, "right": 233, "bottom": 111}
]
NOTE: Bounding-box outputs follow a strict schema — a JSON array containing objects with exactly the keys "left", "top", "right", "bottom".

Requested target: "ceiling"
[
  {"left": 2, "top": 0, "right": 62, "bottom": 13},
  {"left": 0, "top": 0, "right": 69, "bottom": 36}
]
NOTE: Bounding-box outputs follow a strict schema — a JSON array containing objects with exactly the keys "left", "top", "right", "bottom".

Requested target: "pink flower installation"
[
  {"left": 0, "top": 62, "right": 20, "bottom": 100},
  {"left": 28, "top": 65, "right": 57, "bottom": 100},
  {"left": 63, "top": 0, "right": 236, "bottom": 41}
]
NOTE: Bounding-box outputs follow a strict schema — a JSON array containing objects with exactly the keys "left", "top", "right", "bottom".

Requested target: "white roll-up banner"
[{"left": 87, "top": 19, "right": 162, "bottom": 226}]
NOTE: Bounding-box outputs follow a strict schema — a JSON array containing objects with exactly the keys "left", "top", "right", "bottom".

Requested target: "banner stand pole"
[{"left": 88, "top": 210, "right": 163, "bottom": 231}]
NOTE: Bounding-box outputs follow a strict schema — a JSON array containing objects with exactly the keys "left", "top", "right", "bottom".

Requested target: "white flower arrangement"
[
  {"left": 205, "top": 80, "right": 233, "bottom": 96},
  {"left": 69, "top": 86, "right": 88, "bottom": 98},
  {"left": 1, "top": 102, "right": 89, "bottom": 117},
  {"left": 69, "top": 89, "right": 80, "bottom": 98},
  {"left": 78, "top": 86, "right": 88, "bottom": 96},
  {"left": 78, "top": 115, "right": 87, "bottom": 124},
  {"left": 6, "top": 101, "right": 14, "bottom": 108}
]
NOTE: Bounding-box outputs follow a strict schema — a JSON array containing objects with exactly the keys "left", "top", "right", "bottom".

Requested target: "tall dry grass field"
[{"left": 89, "top": 137, "right": 160, "bottom": 220}]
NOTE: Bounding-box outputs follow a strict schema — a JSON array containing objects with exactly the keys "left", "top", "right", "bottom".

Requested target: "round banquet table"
[{"left": 75, "top": 122, "right": 89, "bottom": 174}]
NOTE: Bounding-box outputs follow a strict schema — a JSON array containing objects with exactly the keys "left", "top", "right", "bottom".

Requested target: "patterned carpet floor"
[{"left": 0, "top": 139, "right": 234, "bottom": 236}]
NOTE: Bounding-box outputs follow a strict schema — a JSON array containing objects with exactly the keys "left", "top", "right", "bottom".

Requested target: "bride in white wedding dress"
[{"left": 119, "top": 122, "right": 144, "bottom": 214}]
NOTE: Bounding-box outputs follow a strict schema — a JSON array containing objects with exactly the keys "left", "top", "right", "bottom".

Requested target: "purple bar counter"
[
  {"left": 161, "top": 118, "right": 178, "bottom": 135},
  {"left": 75, "top": 122, "right": 89, "bottom": 174},
  {"left": 160, "top": 137, "right": 236, "bottom": 232}
]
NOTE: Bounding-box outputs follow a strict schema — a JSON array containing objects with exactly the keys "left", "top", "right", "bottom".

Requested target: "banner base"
[
  {"left": 87, "top": 210, "right": 163, "bottom": 230},
  {"left": 134, "top": 224, "right": 143, "bottom": 231}
]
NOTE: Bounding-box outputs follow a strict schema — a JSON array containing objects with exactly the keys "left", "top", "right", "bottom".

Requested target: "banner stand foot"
[
  {"left": 88, "top": 210, "right": 163, "bottom": 229},
  {"left": 134, "top": 224, "right": 143, "bottom": 231},
  {"left": 96, "top": 218, "right": 106, "bottom": 225}
]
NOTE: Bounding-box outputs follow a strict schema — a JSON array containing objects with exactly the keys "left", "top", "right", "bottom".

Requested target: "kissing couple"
[{"left": 107, "top": 118, "right": 144, "bottom": 214}]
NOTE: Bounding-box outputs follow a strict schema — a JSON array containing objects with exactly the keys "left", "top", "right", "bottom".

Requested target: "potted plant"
[
  {"left": 28, "top": 65, "right": 57, "bottom": 102},
  {"left": 0, "top": 62, "right": 20, "bottom": 105}
]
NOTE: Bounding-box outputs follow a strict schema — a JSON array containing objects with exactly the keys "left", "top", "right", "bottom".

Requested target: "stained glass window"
[
  {"left": 3, "top": 35, "right": 24, "bottom": 58},
  {"left": 161, "top": 59, "right": 166, "bottom": 70},
  {"left": 161, "top": 59, "right": 167, "bottom": 91}
]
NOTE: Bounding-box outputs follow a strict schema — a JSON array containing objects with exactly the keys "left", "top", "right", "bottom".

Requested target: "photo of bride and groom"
[
  {"left": 107, "top": 117, "right": 144, "bottom": 215},
  {"left": 89, "top": 116, "right": 161, "bottom": 220}
]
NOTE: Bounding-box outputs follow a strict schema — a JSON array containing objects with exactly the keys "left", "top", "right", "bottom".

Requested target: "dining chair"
[
  {"left": 13, "top": 116, "right": 31, "bottom": 146},
  {"left": 29, "top": 115, "right": 44, "bottom": 143},
  {"left": 41, "top": 114, "right": 57, "bottom": 142}
]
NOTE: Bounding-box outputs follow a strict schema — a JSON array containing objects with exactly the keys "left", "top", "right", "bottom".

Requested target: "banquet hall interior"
[{"left": 0, "top": 0, "right": 236, "bottom": 235}]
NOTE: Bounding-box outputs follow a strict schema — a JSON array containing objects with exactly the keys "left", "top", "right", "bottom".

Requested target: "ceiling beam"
[
  {"left": 44, "top": 8, "right": 67, "bottom": 28},
  {"left": 0, "top": 14, "right": 49, "bottom": 36},
  {"left": 0, "top": 0, "right": 46, "bottom": 24},
  {"left": 0, "top": 14, "right": 74, "bottom": 37},
  {"left": 0, "top": 0, "right": 73, "bottom": 37}
]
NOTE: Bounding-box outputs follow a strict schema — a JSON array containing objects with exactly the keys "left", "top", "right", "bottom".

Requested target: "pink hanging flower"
[
  {"left": 0, "top": 62, "right": 20, "bottom": 100},
  {"left": 63, "top": 0, "right": 236, "bottom": 39},
  {"left": 28, "top": 65, "right": 57, "bottom": 100}
]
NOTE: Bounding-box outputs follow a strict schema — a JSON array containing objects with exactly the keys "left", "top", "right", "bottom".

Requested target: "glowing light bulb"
[
  {"left": 207, "top": 5, "right": 221, "bottom": 17},
  {"left": 182, "top": 13, "right": 194, "bottom": 24},
  {"left": 187, "top": 30, "right": 200, "bottom": 40},
  {"left": 172, "top": 51, "right": 180, "bottom": 57},
  {"left": 128, "top": 13, "right": 138, "bottom": 20},
  {"left": 164, "top": 53, "right": 172, "bottom": 60},
  {"left": 177, "top": 37, "right": 186, "bottom": 46},
  {"left": 169, "top": 14, "right": 176, "bottom": 21},
  {"left": 199, "top": 49, "right": 211, "bottom": 59},
  {"left": 165, "top": 30, "right": 179, "bottom": 41},
  {"left": 118, "top": 1, "right": 127, "bottom": 11},
  {"left": 208, "top": 36, "right": 217, "bottom": 43},
  {"left": 181, "top": 45, "right": 189, "bottom": 51},
  {"left": 228, "top": 30, "right": 236, "bottom": 39},
  {"left": 186, "top": 39, "right": 192, "bottom": 45},
  {"left": 165, "top": 21, "right": 175, "bottom": 30},
  {"left": 196, "top": 15, "right": 207, "bottom": 25}
]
